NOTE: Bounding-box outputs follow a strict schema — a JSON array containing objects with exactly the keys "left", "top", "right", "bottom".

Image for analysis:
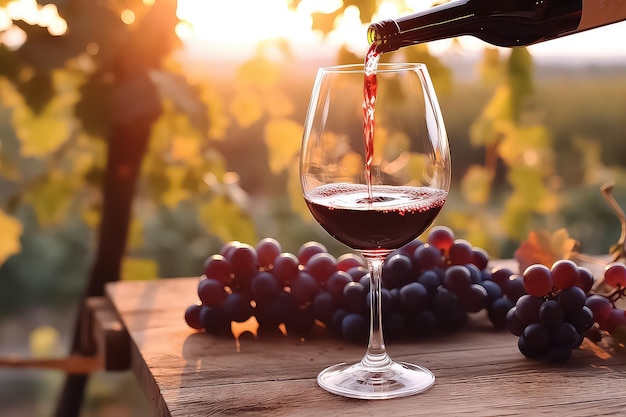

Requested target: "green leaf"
[
  {"left": 0, "top": 209, "right": 23, "bottom": 266},
  {"left": 198, "top": 196, "right": 257, "bottom": 244},
  {"left": 461, "top": 165, "right": 494, "bottom": 204},
  {"left": 264, "top": 118, "right": 302, "bottom": 175}
]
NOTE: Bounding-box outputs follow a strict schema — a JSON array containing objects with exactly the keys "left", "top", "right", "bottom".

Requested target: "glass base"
[{"left": 317, "top": 360, "right": 435, "bottom": 400}]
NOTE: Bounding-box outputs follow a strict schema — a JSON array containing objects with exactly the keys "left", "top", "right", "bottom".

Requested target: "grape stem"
[{"left": 601, "top": 182, "right": 626, "bottom": 262}]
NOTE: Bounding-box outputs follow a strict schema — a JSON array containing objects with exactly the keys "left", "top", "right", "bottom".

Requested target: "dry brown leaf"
[{"left": 514, "top": 228, "right": 579, "bottom": 273}]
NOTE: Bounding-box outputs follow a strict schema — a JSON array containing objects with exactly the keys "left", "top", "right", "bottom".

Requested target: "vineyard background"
[{"left": 2, "top": 0, "right": 626, "bottom": 416}]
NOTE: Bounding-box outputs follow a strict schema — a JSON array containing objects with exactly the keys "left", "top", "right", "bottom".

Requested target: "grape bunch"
[
  {"left": 505, "top": 260, "right": 596, "bottom": 362},
  {"left": 184, "top": 227, "right": 522, "bottom": 343},
  {"left": 586, "top": 262, "right": 626, "bottom": 335}
]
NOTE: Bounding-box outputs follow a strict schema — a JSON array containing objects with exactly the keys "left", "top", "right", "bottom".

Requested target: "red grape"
[
  {"left": 203, "top": 254, "right": 232, "bottom": 284},
  {"left": 550, "top": 259, "right": 579, "bottom": 290},
  {"left": 336, "top": 253, "right": 366, "bottom": 272},
  {"left": 250, "top": 271, "right": 281, "bottom": 302},
  {"left": 272, "top": 253, "right": 300, "bottom": 285},
  {"left": 304, "top": 252, "right": 337, "bottom": 283},
  {"left": 298, "top": 241, "right": 328, "bottom": 265},
  {"left": 427, "top": 225, "right": 455, "bottom": 252},
  {"left": 229, "top": 243, "right": 259, "bottom": 278},
  {"left": 184, "top": 304, "right": 203, "bottom": 330},
  {"left": 448, "top": 239, "right": 474, "bottom": 265},
  {"left": 220, "top": 240, "right": 241, "bottom": 259},
  {"left": 523, "top": 264, "right": 553, "bottom": 297},
  {"left": 603, "top": 262, "right": 626, "bottom": 288},
  {"left": 576, "top": 266, "right": 595, "bottom": 293},
  {"left": 198, "top": 278, "right": 228, "bottom": 306},
  {"left": 256, "top": 238, "right": 282, "bottom": 269},
  {"left": 585, "top": 294, "right": 613, "bottom": 323},
  {"left": 471, "top": 247, "right": 489, "bottom": 269}
]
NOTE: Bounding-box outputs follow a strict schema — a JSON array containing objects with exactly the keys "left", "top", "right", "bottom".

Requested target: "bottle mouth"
[{"left": 367, "top": 20, "right": 401, "bottom": 52}]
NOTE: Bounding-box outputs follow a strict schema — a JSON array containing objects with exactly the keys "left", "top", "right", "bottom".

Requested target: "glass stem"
[{"left": 361, "top": 258, "right": 392, "bottom": 371}]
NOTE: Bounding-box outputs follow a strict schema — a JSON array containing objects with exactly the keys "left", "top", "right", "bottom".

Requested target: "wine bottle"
[{"left": 368, "top": 0, "right": 626, "bottom": 53}]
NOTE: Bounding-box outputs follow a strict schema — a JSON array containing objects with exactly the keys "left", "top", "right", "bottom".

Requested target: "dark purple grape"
[
  {"left": 383, "top": 253, "right": 414, "bottom": 289},
  {"left": 458, "top": 284, "right": 488, "bottom": 313},
  {"left": 268, "top": 291, "right": 298, "bottom": 324},
  {"left": 505, "top": 275, "right": 527, "bottom": 303},
  {"left": 298, "top": 241, "right": 328, "bottom": 265},
  {"left": 343, "top": 281, "right": 367, "bottom": 313},
  {"left": 449, "top": 240, "right": 474, "bottom": 265},
  {"left": 222, "top": 292, "right": 254, "bottom": 322},
  {"left": 471, "top": 247, "right": 490, "bottom": 270},
  {"left": 538, "top": 299, "right": 565, "bottom": 327},
  {"left": 443, "top": 265, "right": 472, "bottom": 293},
  {"left": 197, "top": 278, "right": 228, "bottom": 306},
  {"left": 397, "top": 239, "right": 424, "bottom": 257},
  {"left": 358, "top": 274, "right": 371, "bottom": 291},
  {"left": 313, "top": 292, "right": 335, "bottom": 325},
  {"left": 330, "top": 308, "right": 348, "bottom": 335},
  {"left": 341, "top": 313, "right": 368, "bottom": 343},
  {"left": 398, "top": 282, "right": 428, "bottom": 313},
  {"left": 411, "top": 243, "right": 442, "bottom": 272},
  {"left": 491, "top": 266, "right": 514, "bottom": 294},
  {"left": 290, "top": 271, "right": 319, "bottom": 304},
  {"left": 325, "top": 270, "right": 353, "bottom": 299},
  {"left": 305, "top": 252, "right": 337, "bottom": 283},
  {"left": 517, "top": 336, "right": 544, "bottom": 359},
  {"left": 184, "top": 304, "right": 203, "bottom": 330},
  {"left": 256, "top": 237, "right": 282, "bottom": 269},
  {"left": 515, "top": 295, "right": 545, "bottom": 325},
  {"left": 199, "top": 305, "right": 231, "bottom": 335},
  {"left": 585, "top": 294, "right": 613, "bottom": 323},
  {"left": 479, "top": 279, "right": 503, "bottom": 303},
  {"left": 506, "top": 307, "right": 525, "bottom": 336},
  {"left": 417, "top": 270, "right": 440, "bottom": 295},
  {"left": 550, "top": 322, "right": 579, "bottom": 348},
  {"left": 567, "top": 306, "right": 594, "bottom": 333},
  {"left": 465, "top": 263, "right": 483, "bottom": 284},
  {"left": 366, "top": 288, "right": 393, "bottom": 312},
  {"left": 576, "top": 266, "right": 595, "bottom": 293},
  {"left": 272, "top": 253, "right": 300, "bottom": 285},
  {"left": 346, "top": 266, "right": 369, "bottom": 282},
  {"left": 522, "top": 323, "right": 550, "bottom": 351},
  {"left": 557, "top": 286, "right": 586, "bottom": 314},
  {"left": 487, "top": 297, "right": 514, "bottom": 329},
  {"left": 250, "top": 271, "right": 281, "bottom": 303}
]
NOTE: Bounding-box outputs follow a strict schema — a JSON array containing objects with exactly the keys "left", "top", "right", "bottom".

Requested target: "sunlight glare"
[{"left": 4, "top": 0, "right": 67, "bottom": 36}]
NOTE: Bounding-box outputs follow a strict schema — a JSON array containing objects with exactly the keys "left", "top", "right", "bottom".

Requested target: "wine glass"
[{"left": 300, "top": 62, "right": 450, "bottom": 399}]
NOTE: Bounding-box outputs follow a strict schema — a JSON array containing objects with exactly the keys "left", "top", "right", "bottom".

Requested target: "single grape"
[
  {"left": 346, "top": 266, "right": 369, "bottom": 282},
  {"left": 576, "top": 266, "right": 595, "bottom": 293},
  {"left": 550, "top": 259, "right": 580, "bottom": 290},
  {"left": 443, "top": 265, "right": 472, "bottom": 293},
  {"left": 290, "top": 271, "right": 320, "bottom": 304},
  {"left": 601, "top": 308, "right": 626, "bottom": 333},
  {"left": 219, "top": 240, "right": 241, "bottom": 259},
  {"left": 522, "top": 323, "right": 550, "bottom": 351},
  {"left": 471, "top": 247, "right": 490, "bottom": 270},
  {"left": 343, "top": 282, "right": 367, "bottom": 313},
  {"left": 550, "top": 322, "right": 579, "bottom": 348},
  {"left": 256, "top": 237, "right": 282, "bottom": 269},
  {"left": 250, "top": 271, "right": 281, "bottom": 303},
  {"left": 465, "top": 263, "right": 483, "bottom": 284},
  {"left": 272, "top": 253, "right": 300, "bottom": 285},
  {"left": 359, "top": 274, "right": 371, "bottom": 292},
  {"left": 523, "top": 264, "right": 554, "bottom": 297},
  {"left": 538, "top": 299, "right": 565, "bottom": 327},
  {"left": 515, "top": 294, "right": 545, "bottom": 325},
  {"left": 448, "top": 240, "right": 474, "bottom": 266},
  {"left": 490, "top": 266, "right": 515, "bottom": 293},
  {"left": 506, "top": 307, "right": 525, "bottom": 336},
  {"left": 222, "top": 292, "right": 254, "bottom": 322},
  {"left": 336, "top": 253, "right": 366, "bottom": 272},
  {"left": 298, "top": 241, "right": 328, "bottom": 266},
  {"left": 585, "top": 294, "right": 613, "bottom": 323},
  {"left": 325, "top": 270, "right": 353, "bottom": 299},
  {"left": 184, "top": 304, "right": 203, "bottom": 330},
  {"left": 383, "top": 253, "right": 414, "bottom": 289},
  {"left": 330, "top": 308, "right": 348, "bottom": 335},
  {"left": 431, "top": 286, "right": 458, "bottom": 316},
  {"left": 505, "top": 275, "right": 527, "bottom": 303},
  {"left": 488, "top": 297, "right": 514, "bottom": 329},
  {"left": 398, "top": 282, "right": 428, "bottom": 313},
  {"left": 567, "top": 306, "right": 594, "bottom": 333},
  {"left": 197, "top": 278, "right": 228, "bottom": 306},
  {"left": 479, "top": 279, "right": 503, "bottom": 303},
  {"left": 557, "top": 286, "right": 586, "bottom": 314},
  {"left": 411, "top": 243, "right": 442, "bottom": 272},
  {"left": 203, "top": 254, "right": 232, "bottom": 284},
  {"left": 229, "top": 243, "right": 259, "bottom": 282},
  {"left": 458, "top": 284, "right": 489, "bottom": 313},
  {"left": 312, "top": 292, "right": 335, "bottom": 325},
  {"left": 518, "top": 335, "right": 543, "bottom": 359},
  {"left": 341, "top": 313, "right": 368, "bottom": 343},
  {"left": 603, "top": 262, "right": 626, "bottom": 288},
  {"left": 305, "top": 252, "right": 337, "bottom": 283},
  {"left": 199, "top": 305, "right": 231, "bottom": 335},
  {"left": 417, "top": 270, "right": 441, "bottom": 296},
  {"left": 427, "top": 225, "right": 455, "bottom": 253}
]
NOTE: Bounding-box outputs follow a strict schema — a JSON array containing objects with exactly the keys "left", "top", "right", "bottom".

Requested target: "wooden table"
[{"left": 105, "top": 273, "right": 626, "bottom": 417}]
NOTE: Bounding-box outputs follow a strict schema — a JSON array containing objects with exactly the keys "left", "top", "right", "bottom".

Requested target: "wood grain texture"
[{"left": 106, "top": 264, "right": 626, "bottom": 417}]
